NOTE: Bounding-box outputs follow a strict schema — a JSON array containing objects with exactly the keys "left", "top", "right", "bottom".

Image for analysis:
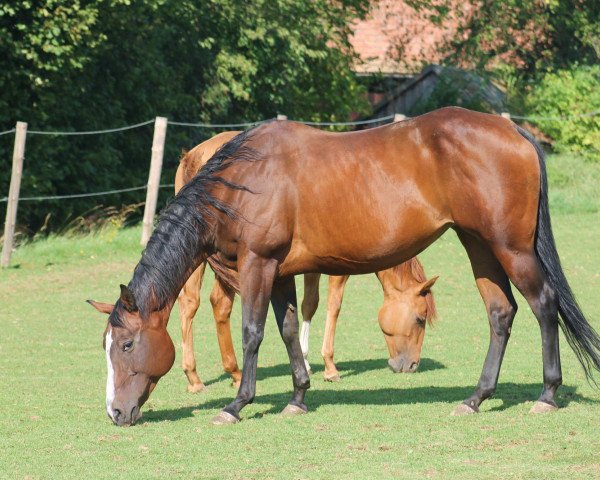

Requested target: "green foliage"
[
  {"left": 0, "top": 0, "right": 370, "bottom": 233},
  {"left": 405, "top": 0, "right": 599, "bottom": 79},
  {"left": 527, "top": 66, "right": 600, "bottom": 160},
  {"left": 401, "top": 1, "right": 598, "bottom": 154}
]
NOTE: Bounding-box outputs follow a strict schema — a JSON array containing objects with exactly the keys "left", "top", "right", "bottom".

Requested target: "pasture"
[{"left": 1, "top": 153, "right": 599, "bottom": 479}]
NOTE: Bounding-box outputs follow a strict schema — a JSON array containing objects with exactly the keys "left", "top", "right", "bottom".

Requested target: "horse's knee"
[
  {"left": 179, "top": 294, "right": 200, "bottom": 315},
  {"left": 489, "top": 301, "right": 517, "bottom": 338},
  {"left": 210, "top": 291, "right": 232, "bottom": 319},
  {"left": 301, "top": 297, "right": 318, "bottom": 321},
  {"left": 282, "top": 323, "right": 299, "bottom": 345},
  {"left": 242, "top": 324, "right": 264, "bottom": 350}
]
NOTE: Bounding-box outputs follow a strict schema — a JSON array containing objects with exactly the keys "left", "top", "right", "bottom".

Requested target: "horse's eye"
[
  {"left": 416, "top": 317, "right": 426, "bottom": 327},
  {"left": 419, "top": 290, "right": 429, "bottom": 297},
  {"left": 123, "top": 340, "right": 134, "bottom": 352}
]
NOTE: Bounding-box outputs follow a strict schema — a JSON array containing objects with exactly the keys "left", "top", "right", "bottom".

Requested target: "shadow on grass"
[
  {"left": 232, "top": 357, "right": 446, "bottom": 383},
  {"left": 141, "top": 380, "right": 597, "bottom": 424}
]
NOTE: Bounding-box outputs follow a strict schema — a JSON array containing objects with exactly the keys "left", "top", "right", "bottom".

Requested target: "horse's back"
[{"left": 175, "top": 131, "right": 241, "bottom": 192}]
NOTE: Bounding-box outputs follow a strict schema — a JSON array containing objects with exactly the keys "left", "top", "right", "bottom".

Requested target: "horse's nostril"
[
  {"left": 113, "top": 409, "right": 122, "bottom": 422},
  {"left": 409, "top": 361, "right": 419, "bottom": 372},
  {"left": 131, "top": 405, "right": 140, "bottom": 423}
]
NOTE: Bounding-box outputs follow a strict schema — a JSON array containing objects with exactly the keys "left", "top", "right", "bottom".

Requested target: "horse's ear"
[
  {"left": 418, "top": 275, "right": 439, "bottom": 296},
  {"left": 119, "top": 284, "right": 138, "bottom": 312},
  {"left": 86, "top": 300, "right": 114, "bottom": 315}
]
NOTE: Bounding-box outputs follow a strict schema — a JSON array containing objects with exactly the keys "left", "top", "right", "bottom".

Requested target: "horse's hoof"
[
  {"left": 281, "top": 404, "right": 308, "bottom": 416},
  {"left": 187, "top": 383, "right": 206, "bottom": 393},
  {"left": 211, "top": 411, "right": 240, "bottom": 425},
  {"left": 530, "top": 401, "right": 558, "bottom": 414},
  {"left": 451, "top": 403, "right": 479, "bottom": 416},
  {"left": 324, "top": 373, "right": 341, "bottom": 382}
]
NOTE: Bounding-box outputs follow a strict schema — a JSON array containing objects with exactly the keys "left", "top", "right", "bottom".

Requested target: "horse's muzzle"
[
  {"left": 388, "top": 356, "right": 419, "bottom": 373},
  {"left": 110, "top": 404, "right": 142, "bottom": 426}
]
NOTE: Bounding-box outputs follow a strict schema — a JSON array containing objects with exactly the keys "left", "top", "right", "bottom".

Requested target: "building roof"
[{"left": 350, "top": 0, "right": 466, "bottom": 75}]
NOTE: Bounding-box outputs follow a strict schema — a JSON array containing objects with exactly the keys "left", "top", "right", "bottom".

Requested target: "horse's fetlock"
[{"left": 295, "top": 378, "right": 310, "bottom": 390}]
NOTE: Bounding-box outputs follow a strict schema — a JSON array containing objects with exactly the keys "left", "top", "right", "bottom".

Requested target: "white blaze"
[{"left": 105, "top": 327, "right": 116, "bottom": 420}]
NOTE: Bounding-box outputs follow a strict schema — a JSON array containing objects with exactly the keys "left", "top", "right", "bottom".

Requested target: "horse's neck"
[
  {"left": 376, "top": 265, "right": 414, "bottom": 298},
  {"left": 130, "top": 250, "right": 207, "bottom": 320}
]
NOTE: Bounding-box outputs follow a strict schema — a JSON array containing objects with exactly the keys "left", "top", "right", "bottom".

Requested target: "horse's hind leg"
[
  {"left": 452, "top": 232, "right": 518, "bottom": 415},
  {"left": 272, "top": 276, "right": 311, "bottom": 415},
  {"left": 209, "top": 279, "right": 242, "bottom": 388},
  {"left": 300, "top": 273, "right": 321, "bottom": 374},
  {"left": 322, "top": 275, "right": 350, "bottom": 382},
  {"left": 493, "top": 246, "right": 562, "bottom": 413},
  {"left": 178, "top": 262, "right": 207, "bottom": 393}
]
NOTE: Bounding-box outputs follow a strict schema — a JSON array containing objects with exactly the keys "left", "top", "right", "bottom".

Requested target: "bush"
[{"left": 527, "top": 65, "right": 600, "bottom": 160}]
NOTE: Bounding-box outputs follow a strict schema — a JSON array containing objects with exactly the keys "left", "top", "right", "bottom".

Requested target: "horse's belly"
[{"left": 278, "top": 205, "right": 450, "bottom": 276}]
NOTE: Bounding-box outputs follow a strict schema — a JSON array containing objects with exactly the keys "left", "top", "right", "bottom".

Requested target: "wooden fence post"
[
  {"left": 394, "top": 113, "right": 407, "bottom": 122},
  {"left": 277, "top": 114, "right": 287, "bottom": 121},
  {"left": 141, "top": 116, "right": 167, "bottom": 246},
  {"left": 1, "top": 122, "right": 27, "bottom": 268}
]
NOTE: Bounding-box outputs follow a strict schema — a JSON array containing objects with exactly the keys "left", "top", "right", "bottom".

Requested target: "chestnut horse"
[
  {"left": 89, "top": 107, "right": 600, "bottom": 426},
  {"left": 299, "top": 266, "right": 437, "bottom": 381},
  {"left": 175, "top": 133, "right": 437, "bottom": 392}
]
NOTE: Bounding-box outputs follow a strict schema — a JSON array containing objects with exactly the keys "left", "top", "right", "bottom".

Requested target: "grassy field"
[{"left": 1, "top": 153, "right": 599, "bottom": 479}]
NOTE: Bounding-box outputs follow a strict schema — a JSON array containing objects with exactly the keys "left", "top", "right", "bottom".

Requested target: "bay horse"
[
  {"left": 89, "top": 107, "right": 600, "bottom": 427},
  {"left": 175, "top": 133, "right": 437, "bottom": 393}
]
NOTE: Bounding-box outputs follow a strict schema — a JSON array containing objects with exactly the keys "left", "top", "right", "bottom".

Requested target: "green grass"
[{"left": 1, "top": 154, "right": 599, "bottom": 479}]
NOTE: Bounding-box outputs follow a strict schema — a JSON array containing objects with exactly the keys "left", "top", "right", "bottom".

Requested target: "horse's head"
[
  {"left": 377, "top": 275, "right": 438, "bottom": 373},
  {"left": 88, "top": 285, "right": 175, "bottom": 426}
]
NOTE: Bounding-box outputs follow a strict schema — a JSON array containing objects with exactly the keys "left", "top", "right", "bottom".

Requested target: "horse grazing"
[
  {"left": 300, "top": 264, "right": 437, "bottom": 381},
  {"left": 89, "top": 107, "right": 600, "bottom": 426},
  {"left": 175, "top": 133, "right": 437, "bottom": 393}
]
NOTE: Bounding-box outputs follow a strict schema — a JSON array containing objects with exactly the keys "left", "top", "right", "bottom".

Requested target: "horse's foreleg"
[
  {"left": 322, "top": 275, "right": 350, "bottom": 382},
  {"left": 178, "top": 262, "right": 207, "bottom": 393},
  {"left": 210, "top": 279, "right": 241, "bottom": 388},
  {"left": 213, "top": 252, "right": 277, "bottom": 424},
  {"left": 300, "top": 273, "right": 321, "bottom": 374},
  {"left": 452, "top": 233, "right": 517, "bottom": 415},
  {"left": 272, "top": 276, "right": 311, "bottom": 415}
]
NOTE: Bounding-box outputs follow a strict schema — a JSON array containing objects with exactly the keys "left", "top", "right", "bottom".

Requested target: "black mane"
[{"left": 114, "top": 126, "right": 264, "bottom": 323}]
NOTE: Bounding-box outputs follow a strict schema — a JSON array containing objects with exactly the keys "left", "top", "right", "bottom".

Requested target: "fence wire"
[
  {"left": 169, "top": 120, "right": 266, "bottom": 128},
  {"left": 3, "top": 109, "right": 599, "bottom": 137},
  {"left": 0, "top": 184, "right": 175, "bottom": 203},
  {"left": 509, "top": 110, "right": 600, "bottom": 121},
  {"left": 27, "top": 119, "right": 155, "bottom": 136},
  {"left": 2, "top": 109, "right": 598, "bottom": 204}
]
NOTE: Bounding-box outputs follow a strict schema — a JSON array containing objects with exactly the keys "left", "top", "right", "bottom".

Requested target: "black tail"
[{"left": 517, "top": 126, "right": 600, "bottom": 384}]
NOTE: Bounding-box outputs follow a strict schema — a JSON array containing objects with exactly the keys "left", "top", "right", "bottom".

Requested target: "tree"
[
  {"left": 403, "top": 0, "right": 599, "bottom": 78},
  {"left": 0, "top": 0, "right": 371, "bottom": 233}
]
